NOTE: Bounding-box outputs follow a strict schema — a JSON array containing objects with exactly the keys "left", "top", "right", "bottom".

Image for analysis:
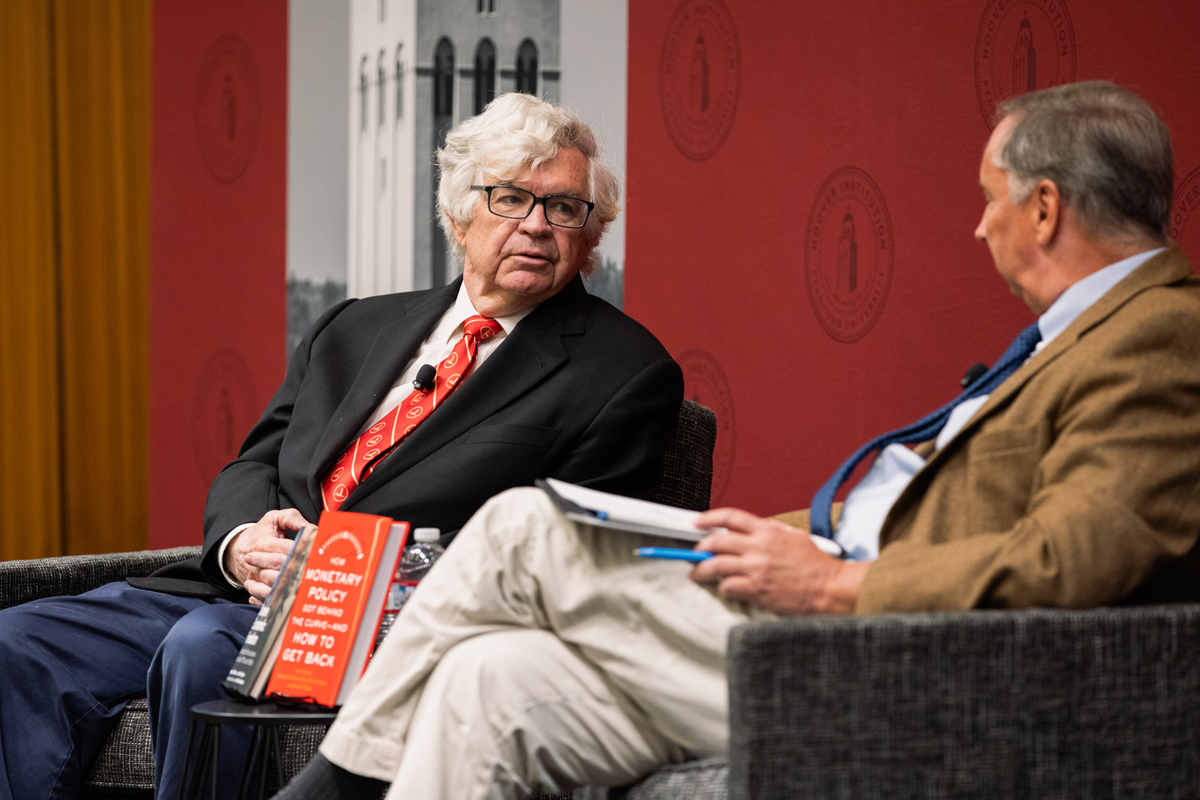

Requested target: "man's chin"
[
  {"left": 500, "top": 281, "right": 552, "bottom": 299},
  {"left": 500, "top": 269, "right": 572, "bottom": 298}
]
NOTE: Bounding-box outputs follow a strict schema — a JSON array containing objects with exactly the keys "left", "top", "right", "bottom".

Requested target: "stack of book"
[{"left": 223, "top": 510, "right": 409, "bottom": 708}]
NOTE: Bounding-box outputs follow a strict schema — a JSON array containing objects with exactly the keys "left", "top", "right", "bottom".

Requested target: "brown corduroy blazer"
[{"left": 781, "top": 247, "right": 1200, "bottom": 613}]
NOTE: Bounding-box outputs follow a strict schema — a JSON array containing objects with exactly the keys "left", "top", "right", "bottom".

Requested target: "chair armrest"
[
  {"left": 0, "top": 546, "right": 202, "bottom": 609},
  {"left": 727, "top": 606, "right": 1200, "bottom": 800}
]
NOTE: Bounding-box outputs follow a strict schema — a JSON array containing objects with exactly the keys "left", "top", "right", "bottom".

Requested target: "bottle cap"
[{"left": 413, "top": 527, "right": 440, "bottom": 543}]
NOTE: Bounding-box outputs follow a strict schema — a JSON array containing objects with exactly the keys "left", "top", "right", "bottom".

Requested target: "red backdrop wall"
[
  {"left": 150, "top": 1, "right": 287, "bottom": 548},
  {"left": 626, "top": 0, "right": 1200, "bottom": 516}
]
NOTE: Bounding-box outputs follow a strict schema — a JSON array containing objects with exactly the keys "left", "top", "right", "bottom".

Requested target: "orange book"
[{"left": 265, "top": 510, "right": 409, "bottom": 707}]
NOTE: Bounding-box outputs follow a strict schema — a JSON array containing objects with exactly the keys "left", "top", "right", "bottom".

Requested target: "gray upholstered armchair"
[{"left": 720, "top": 605, "right": 1200, "bottom": 798}]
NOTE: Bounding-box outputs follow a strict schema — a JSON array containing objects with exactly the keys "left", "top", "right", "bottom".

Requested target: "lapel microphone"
[
  {"left": 960, "top": 362, "right": 988, "bottom": 389},
  {"left": 412, "top": 364, "right": 437, "bottom": 393}
]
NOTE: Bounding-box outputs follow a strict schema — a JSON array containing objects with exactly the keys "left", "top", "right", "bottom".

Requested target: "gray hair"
[
  {"left": 996, "top": 80, "right": 1172, "bottom": 243},
  {"left": 437, "top": 92, "right": 620, "bottom": 276}
]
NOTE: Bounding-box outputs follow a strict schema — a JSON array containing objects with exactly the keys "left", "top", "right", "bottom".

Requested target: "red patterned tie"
[{"left": 321, "top": 315, "right": 503, "bottom": 510}]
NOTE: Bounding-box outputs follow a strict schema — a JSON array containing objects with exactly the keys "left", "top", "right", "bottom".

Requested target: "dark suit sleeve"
[
  {"left": 198, "top": 299, "right": 356, "bottom": 587},
  {"left": 548, "top": 357, "right": 684, "bottom": 500}
]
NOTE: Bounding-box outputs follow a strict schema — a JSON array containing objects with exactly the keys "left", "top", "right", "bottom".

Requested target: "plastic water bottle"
[{"left": 374, "top": 528, "right": 444, "bottom": 652}]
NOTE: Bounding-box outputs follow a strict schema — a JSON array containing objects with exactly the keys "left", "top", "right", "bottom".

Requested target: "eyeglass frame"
[{"left": 469, "top": 184, "right": 596, "bottom": 229}]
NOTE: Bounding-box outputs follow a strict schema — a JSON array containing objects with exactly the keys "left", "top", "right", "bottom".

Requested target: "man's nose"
[
  {"left": 974, "top": 216, "right": 987, "bottom": 242},
  {"left": 518, "top": 200, "right": 553, "bottom": 235}
]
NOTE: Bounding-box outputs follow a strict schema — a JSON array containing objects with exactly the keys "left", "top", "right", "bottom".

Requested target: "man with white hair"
[
  {"left": 275, "top": 80, "right": 1200, "bottom": 799},
  {"left": 0, "top": 93, "right": 682, "bottom": 800}
]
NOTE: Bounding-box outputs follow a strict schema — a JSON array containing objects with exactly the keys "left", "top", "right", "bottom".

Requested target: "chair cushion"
[
  {"left": 573, "top": 758, "right": 728, "bottom": 800},
  {"left": 85, "top": 698, "right": 154, "bottom": 793}
]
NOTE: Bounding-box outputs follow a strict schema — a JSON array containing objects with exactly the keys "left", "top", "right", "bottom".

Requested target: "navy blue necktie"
[{"left": 809, "top": 322, "right": 1042, "bottom": 540}]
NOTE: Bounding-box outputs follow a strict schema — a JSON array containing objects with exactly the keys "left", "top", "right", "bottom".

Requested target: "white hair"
[{"left": 436, "top": 92, "right": 621, "bottom": 276}]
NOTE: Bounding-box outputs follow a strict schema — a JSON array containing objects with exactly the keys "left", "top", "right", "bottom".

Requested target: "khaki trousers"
[{"left": 320, "top": 487, "right": 763, "bottom": 799}]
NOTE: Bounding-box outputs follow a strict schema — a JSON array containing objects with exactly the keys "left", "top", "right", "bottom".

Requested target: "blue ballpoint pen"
[{"left": 634, "top": 547, "right": 713, "bottom": 562}]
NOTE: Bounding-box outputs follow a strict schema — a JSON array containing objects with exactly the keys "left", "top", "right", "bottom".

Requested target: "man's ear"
[
  {"left": 448, "top": 216, "right": 468, "bottom": 248},
  {"left": 1031, "top": 179, "right": 1062, "bottom": 246}
]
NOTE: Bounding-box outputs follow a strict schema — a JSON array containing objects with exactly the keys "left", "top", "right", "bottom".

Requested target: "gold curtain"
[
  {"left": 0, "top": 0, "right": 150, "bottom": 560},
  {"left": 0, "top": 1, "right": 61, "bottom": 560}
]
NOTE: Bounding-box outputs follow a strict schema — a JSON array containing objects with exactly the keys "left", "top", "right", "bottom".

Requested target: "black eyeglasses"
[{"left": 470, "top": 185, "right": 595, "bottom": 228}]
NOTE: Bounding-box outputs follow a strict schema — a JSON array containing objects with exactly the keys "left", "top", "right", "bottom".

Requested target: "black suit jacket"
[{"left": 134, "top": 275, "right": 683, "bottom": 598}]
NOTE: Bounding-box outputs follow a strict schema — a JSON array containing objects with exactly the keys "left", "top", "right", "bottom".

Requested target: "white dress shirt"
[
  {"left": 833, "top": 248, "right": 1164, "bottom": 561},
  {"left": 219, "top": 283, "right": 533, "bottom": 588}
]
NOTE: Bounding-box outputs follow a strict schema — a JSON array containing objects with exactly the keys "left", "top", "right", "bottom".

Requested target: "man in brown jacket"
[{"left": 276, "top": 81, "right": 1200, "bottom": 800}]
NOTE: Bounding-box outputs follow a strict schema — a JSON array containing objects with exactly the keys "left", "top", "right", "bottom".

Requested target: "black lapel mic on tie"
[
  {"left": 960, "top": 362, "right": 988, "bottom": 389},
  {"left": 412, "top": 364, "right": 437, "bottom": 393}
]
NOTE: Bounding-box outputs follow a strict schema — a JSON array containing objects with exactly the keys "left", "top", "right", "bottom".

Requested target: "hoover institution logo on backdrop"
[
  {"left": 974, "top": 0, "right": 1076, "bottom": 128},
  {"left": 194, "top": 34, "right": 263, "bottom": 183},
  {"left": 192, "top": 349, "right": 259, "bottom": 483},
  {"left": 805, "top": 167, "right": 893, "bottom": 344},
  {"left": 1171, "top": 167, "right": 1200, "bottom": 268},
  {"left": 678, "top": 349, "right": 736, "bottom": 506},
  {"left": 660, "top": 0, "right": 740, "bottom": 161}
]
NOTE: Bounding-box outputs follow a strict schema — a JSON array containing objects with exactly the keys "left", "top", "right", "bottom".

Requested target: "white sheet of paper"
[{"left": 542, "top": 478, "right": 844, "bottom": 557}]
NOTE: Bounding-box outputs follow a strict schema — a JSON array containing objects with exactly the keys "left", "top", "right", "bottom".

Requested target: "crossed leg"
[{"left": 318, "top": 486, "right": 764, "bottom": 799}]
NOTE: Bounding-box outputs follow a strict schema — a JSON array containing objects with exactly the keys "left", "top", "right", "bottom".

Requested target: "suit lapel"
[
  {"left": 940, "top": 247, "right": 1190, "bottom": 456},
  {"left": 341, "top": 275, "right": 589, "bottom": 510},
  {"left": 883, "top": 247, "right": 1191, "bottom": 533},
  {"left": 306, "top": 281, "right": 460, "bottom": 505}
]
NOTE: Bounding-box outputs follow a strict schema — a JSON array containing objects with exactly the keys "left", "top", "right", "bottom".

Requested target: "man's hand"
[
  {"left": 225, "top": 509, "right": 312, "bottom": 604},
  {"left": 689, "top": 508, "right": 870, "bottom": 615}
]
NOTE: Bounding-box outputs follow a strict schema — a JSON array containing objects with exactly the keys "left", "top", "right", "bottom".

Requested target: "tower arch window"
[
  {"left": 432, "top": 37, "right": 456, "bottom": 286},
  {"left": 434, "top": 38, "right": 455, "bottom": 119},
  {"left": 474, "top": 38, "right": 496, "bottom": 115},
  {"left": 359, "top": 56, "right": 369, "bottom": 131},
  {"left": 394, "top": 44, "right": 403, "bottom": 120},
  {"left": 377, "top": 50, "right": 387, "bottom": 126},
  {"left": 515, "top": 39, "right": 538, "bottom": 96}
]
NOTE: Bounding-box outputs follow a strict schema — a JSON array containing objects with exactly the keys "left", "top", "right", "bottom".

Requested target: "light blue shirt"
[{"left": 833, "top": 248, "right": 1164, "bottom": 561}]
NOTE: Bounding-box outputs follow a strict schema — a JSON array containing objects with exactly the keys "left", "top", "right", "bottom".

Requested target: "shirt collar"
[
  {"left": 1036, "top": 247, "right": 1165, "bottom": 350},
  {"left": 448, "top": 281, "right": 535, "bottom": 339}
]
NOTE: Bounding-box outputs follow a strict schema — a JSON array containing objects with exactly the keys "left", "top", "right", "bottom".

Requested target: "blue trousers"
[{"left": 0, "top": 582, "right": 260, "bottom": 800}]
